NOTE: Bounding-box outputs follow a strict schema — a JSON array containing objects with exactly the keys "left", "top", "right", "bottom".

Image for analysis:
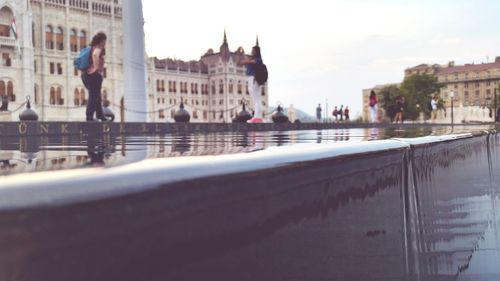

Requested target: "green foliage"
[
  {"left": 379, "top": 74, "right": 444, "bottom": 121},
  {"left": 378, "top": 85, "right": 403, "bottom": 121}
]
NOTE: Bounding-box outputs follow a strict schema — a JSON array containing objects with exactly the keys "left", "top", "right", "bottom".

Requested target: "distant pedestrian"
[
  {"left": 316, "top": 104, "right": 322, "bottom": 123},
  {"left": 339, "top": 105, "right": 344, "bottom": 122},
  {"left": 82, "top": 32, "right": 109, "bottom": 122},
  {"left": 237, "top": 45, "right": 265, "bottom": 123},
  {"left": 344, "top": 106, "right": 350, "bottom": 121},
  {"left": 395, "top": 95, "right": 405, "bottom": 123},
  {"left": 332, "top": 106, "right": 339, "bottom": 122},
  {"left": 430, "top": 96, "right": 438, "bottom": 122},
  {"left": 369, "top": 90, "right": 378, "bottom": 123}
]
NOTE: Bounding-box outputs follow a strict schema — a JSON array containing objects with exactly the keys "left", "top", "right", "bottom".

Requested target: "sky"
[{"left": 142, "top": 0, "right": 500, "bottom": 118}]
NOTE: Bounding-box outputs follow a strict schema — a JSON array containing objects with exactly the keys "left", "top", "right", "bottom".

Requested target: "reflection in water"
[{"left": 0, "top": 127, "right": 498, "bottom": 281}]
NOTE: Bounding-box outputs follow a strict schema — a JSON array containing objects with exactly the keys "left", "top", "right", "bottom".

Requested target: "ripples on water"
[{"left": 0, "top": 126, "right": 492, "bottom": 176}]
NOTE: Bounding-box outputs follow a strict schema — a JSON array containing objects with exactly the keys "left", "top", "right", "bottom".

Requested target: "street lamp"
[
  {"left": 450, "top": 91, "right": 455, "bottom": 126},
  {"left": 495, "top": 87, "right": 498, "bottom": 123}
]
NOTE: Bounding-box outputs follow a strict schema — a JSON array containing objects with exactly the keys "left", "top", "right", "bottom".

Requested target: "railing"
[{"left": 0, "top": 37, "right": 15, "bottom": 47}]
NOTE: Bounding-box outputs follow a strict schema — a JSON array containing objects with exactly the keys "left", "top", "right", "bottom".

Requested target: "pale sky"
[{"left": 142, "top": 0, "right": 500, "bottom": 118}]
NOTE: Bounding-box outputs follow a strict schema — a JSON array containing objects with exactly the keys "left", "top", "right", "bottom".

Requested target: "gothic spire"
[{"left": 256, "top": 35, "right": 260, "bottom": 47}]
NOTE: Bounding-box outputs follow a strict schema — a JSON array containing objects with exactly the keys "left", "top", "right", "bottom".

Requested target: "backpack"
[
  {"left": 74, "top": 47, "right": 92, "bottom": 71},
  {"left": 254, "top": 63, "right": 268, "bottom": 86}
]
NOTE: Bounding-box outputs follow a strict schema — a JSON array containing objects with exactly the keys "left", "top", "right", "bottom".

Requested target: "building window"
[
  {"left": 57, "top": 63, "right": 63, "bottom": 75},
  {"left": 55, "top": 27, "right": 64, "bottom": 51},
  {"left": 0, "top": 81, "right": 4, "bottom": 98},
  {"left": 45, "top": 25, "right": 54, "bottom": 49},
  {"left": 74, "top": 66, "right": 78, "bottom": 76},
  {"left": 1, "top": 53, "right": 11, "bottom": 67},
  {"left": 50, "top": 62, "right": 55, "bottom": 74},
  {"left": 6, "top": 81, "right": 14, "bottom": 102},
  {"left": 246, "top": 82, "right": 249, "bottom": 95},
  {"left": 475, "top": 90, "right": 480, "bottom": 98},
  {"left": 219, "top": 80, "right": 224, "bottom": 94},
  {"left": 50, "top": 86, "right": 64, "bottom": 105},
  {"left": 211, "top": 81, "right": 216, "bottom": 95},
  {"left": 229, "top": 80, "right": 234, "bottom": 94},
  {"left": 464, "top": 91, "right": 469, "bottom": 100},
  {"left": 237, "top": 81, "right": 242, "bottom": 94},
  {"left": 159, "top": 110, "right": 165, "bottom": 119},
  {"left": 475, "top": 83, "right": 480, "bottom": 88},
  {"left": 79, "top": 30, "right": 87, "bottom": 50},
  {"left": 70, "top": 29, "right": 78, "bottom": 52},
  {"left": 464, "top": 83, "right": 469, "bottom": 89}
]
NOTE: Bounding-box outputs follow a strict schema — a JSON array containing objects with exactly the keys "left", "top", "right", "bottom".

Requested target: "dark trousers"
[{"left": 82, "top": 72, "right": 104, "bottom": 120}]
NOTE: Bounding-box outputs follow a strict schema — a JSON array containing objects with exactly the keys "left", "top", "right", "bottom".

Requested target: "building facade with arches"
[{"left": 0, "top": 0, "right": 269, "bottom": 122}]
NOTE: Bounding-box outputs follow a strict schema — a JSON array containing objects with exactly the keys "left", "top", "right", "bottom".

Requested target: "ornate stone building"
[
  {"left": 405, "top": 58, "right": 500, "bottom": 109},
  {"left": 148, "top": 32, "right": 269, "bottom": 123},
  {"left": 0, "top": 0, "right": 268, "bottom": 122}
]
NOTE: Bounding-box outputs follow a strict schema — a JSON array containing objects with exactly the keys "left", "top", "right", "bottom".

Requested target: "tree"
[
  {"left": 379, "top": 74, "right": 443, "bottom": 122},
  {"left": 378, "top": 85, "right": 404, "bottom": 121}
]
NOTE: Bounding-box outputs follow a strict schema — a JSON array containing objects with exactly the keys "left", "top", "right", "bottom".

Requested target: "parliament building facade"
[{"left": 0, "top": 0, "right": 268, "bottom": 122}]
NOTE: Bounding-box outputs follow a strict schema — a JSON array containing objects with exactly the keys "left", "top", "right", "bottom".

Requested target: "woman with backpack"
[
  {"left": 81, "top": 32, "right": 109, "bottom": 122},
  {"left": 238, "top": 45, "right": 264, "bottom": 123}
]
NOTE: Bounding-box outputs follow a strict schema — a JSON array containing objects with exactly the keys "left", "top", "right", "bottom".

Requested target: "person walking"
[
  {"left": 344, "top": 106, "right": 350, "bottom": 121},
  {"left": 82, "top": 32, "right": 108, "bottom": 122},
  {"left": 316, "top": 104, "right": 322, "bottom": 123},
  {"left": 339, "top": 105, "right": 344, "bottom": 122},
  {"left": 238, "top": 45, "right": 264, "bottom": 123},
  {"left": 395, "top": 95, "right": 405, "bottom": 123},
  {"left": 369, "top": 90, "right": 378, "bottom": 123},
  {"left": 332, "top": 106, "right": 338, "bottom": 123},
  {"left": 431, "top": 96, "right": 438, "bottom": 122}
]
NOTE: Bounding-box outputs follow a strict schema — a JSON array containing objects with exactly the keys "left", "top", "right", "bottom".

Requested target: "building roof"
[
  {"left": 153, "top": 31, "right": 256, "bottom": 72},
  {"left": 153, "top": 57, "right": 208, "bottom": 73},
  {"left": 437, "top": 61, "right": 500, "bottom": 75}
]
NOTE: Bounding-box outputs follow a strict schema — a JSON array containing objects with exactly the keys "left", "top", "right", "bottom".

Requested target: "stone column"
[
  {"left": 122, "top": 0, "right": 148, "bottom": 122},
  {"left": 21, "top": 0, "right": 34, "bottom": 109}
]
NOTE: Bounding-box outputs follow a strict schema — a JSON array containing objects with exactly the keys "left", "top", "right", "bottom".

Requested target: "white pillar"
[
  {"left": 122, "top": 0, "right": 148, "bottom": 122},
  {"left": 21, "top": 0, "right": 34, "bottom": 106}
]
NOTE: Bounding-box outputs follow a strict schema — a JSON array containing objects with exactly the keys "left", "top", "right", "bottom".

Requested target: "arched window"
[
  {"left": 101, "top": 89, "right": 108, "bottom": 103},
  {"left": 70, "top": 29, "right": 78, "bottom": 52},
  {"left": 0, "top": 81, "right": 5, "bottom": 97},
  {"left": 237, "top": 80, "right": 242, "bottom": 94},
  {"left": 80, "top": 88, "right": 87, "bottom": 105},
  {"left": 45, "top": 25, "right": 54, "bottom": 49},
  {"left": 79, "top": 30, "right": 87, "bottom": 50},
  {"left": 0, "top": 7, "right": 14, "bottom": 37},
  {"left": 6, "top": 81, "right": 14, "bottom": 102},
  {"left": 56, "top": 86, "right": 63, "bottom": 105},
  {"left": 34, "top": 84, "right": 39, "bottom": 105},
  {"left": 55, "top": 26, "right": 64, "bottom": 51},
  {"left": 74, "top": 88, "right": 80, "bottom": 106},
  {"left": 50, "top": 87, "right": 56, "bottom": 105}
]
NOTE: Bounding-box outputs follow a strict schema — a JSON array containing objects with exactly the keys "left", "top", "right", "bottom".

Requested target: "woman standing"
[
  {"left": 368, "top": 90, "right": 378, "bottom": 123},
  {"left": 82, "top": 32, "right": 108, "bottom": 122},
  {"left": 238, "top": 46, "right": 264, "bottom": 123},
  {"left": 395, "top": 95, "right": 405, "bottom": 123}
]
